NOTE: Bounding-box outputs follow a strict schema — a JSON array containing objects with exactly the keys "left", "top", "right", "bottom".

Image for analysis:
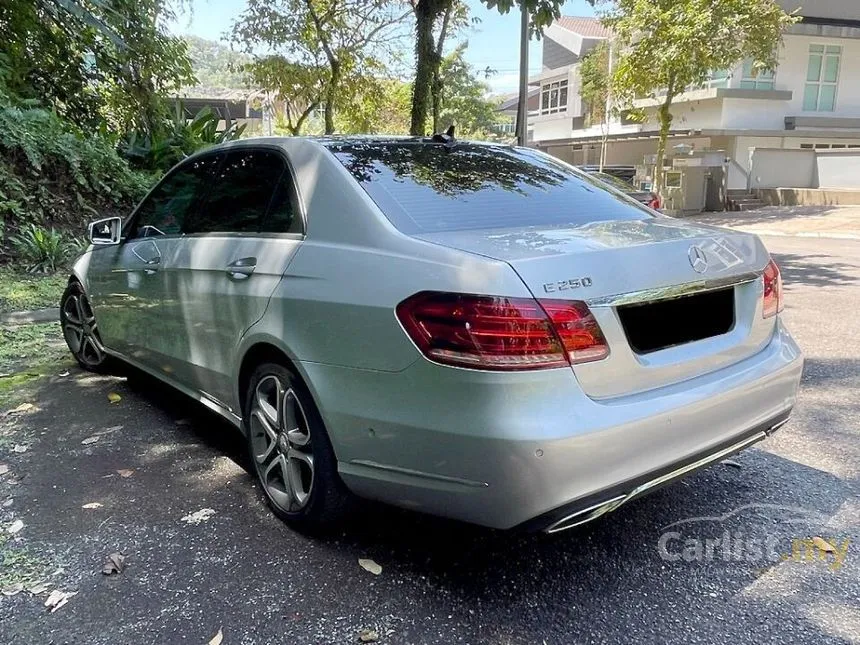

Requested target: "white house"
[{"left": 529, "top": 1, "right": 860, "bottom": 190}]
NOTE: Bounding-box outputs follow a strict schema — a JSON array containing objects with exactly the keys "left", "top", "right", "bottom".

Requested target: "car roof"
[{"left": 197, "top": 134, "right": 512, "bottom": 152}]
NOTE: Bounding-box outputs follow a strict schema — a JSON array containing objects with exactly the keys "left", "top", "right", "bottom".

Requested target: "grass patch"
[
  {"left": 0, "top": 269, "right": 67, "bottom": 314},
  {"left": 0, "top": 534, "right": 52, "bottom": 590},
  {"left": 0, "top": 323, "right": 68, "bottom": 373},
  {"left": 0, "top": 323, "right": 72, "bottom": 408}
]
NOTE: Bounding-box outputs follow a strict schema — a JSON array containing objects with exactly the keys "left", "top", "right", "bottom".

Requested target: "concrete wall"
[
  {"left": 532, "top": 115, "right": 575, "bottom": 142},
  {"left": 816, "top": 150, "right": 860, "bottom": 188},
  {"left": 749, "top": 148, "right": 817, "bottom": 189},
  {"left": 746, "top": 148, "right": 860, "bottom": 189},
  {"left": 758, "top": 187, "right": 860, "bottom": 206}
]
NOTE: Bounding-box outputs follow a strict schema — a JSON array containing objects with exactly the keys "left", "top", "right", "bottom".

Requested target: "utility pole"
[{"left": 516, "top": 4, "right": 529, "bottom": 147}]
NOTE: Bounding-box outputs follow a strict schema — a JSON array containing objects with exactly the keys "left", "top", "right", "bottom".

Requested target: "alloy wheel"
[
  {"left": 62, "top": 291, "right": 106, "bottom": 368},
  {"left": 249, "top": 374, "right": 315, "bottom": 513}
]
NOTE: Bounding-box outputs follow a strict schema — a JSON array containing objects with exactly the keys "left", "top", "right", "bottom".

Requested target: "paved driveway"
[{"left": 0, "top": 236, "right": 858, "bottom": 645}]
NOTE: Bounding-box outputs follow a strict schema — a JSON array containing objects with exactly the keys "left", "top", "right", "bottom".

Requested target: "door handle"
[{"left": 226, "top": 257, "right": 257, "bottom": 279}]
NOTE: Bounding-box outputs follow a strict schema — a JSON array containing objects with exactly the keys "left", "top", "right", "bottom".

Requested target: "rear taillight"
[
  {"left": 396, "top": 292, "right": 608, "bottom": 371},
  {"left": 762, "top": 258, "right": 784, "bottom": 318}
]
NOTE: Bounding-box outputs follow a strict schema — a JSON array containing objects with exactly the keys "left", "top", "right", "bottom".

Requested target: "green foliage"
[
  {"left": 1, "top": 0, "right": 195, "bottom": 133},
  {"left": 9, "top": 224, "right": 80, "bottom": 274},
  {"left": 0, "top": 103, "right": 151, "bottom": 227},
  {"left": 437, "top": 45, "right": 503, "bottom": 139},
  {"left": 232, "top": 0, "right": 410, "bottom": 134},
  {"left": 243, "top": 56, "right": 327, "bottom": 135},
  {"left": 604, "top": 0, "right": 798, "bottom": 188},
  {"left": 184, "top": 35, "right": 252, "bottom": 89},
  {"left": 579, "top": 42, "right": 610, "bottom": 127},
  {"left": 121, "top": 107, "right": 246, "bottom": 173}
]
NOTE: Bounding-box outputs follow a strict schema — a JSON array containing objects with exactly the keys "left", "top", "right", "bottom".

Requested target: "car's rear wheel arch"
[{"left": 237, "top": 343, "right": 332, "bottom": 447}]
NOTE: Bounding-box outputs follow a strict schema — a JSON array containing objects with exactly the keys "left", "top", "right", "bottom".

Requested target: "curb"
[{"left": 0, "top": 308, "right": 59, "bottom": 326}]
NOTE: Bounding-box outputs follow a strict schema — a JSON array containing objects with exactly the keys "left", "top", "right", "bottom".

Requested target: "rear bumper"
[{"left": 300, "top": 319, "right": 804, "bottom": 530}]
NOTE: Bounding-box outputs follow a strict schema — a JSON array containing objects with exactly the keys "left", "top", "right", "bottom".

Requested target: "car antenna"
[{"left": 431, "top": 124, "right": 457, "bottom": 150}]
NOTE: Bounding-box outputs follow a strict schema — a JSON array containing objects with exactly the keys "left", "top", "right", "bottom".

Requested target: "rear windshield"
[{"left": 328, "top": 142, "right": 653, "bottom": 234}]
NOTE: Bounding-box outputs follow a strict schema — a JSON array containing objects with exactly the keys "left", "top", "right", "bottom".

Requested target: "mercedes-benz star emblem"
[{"left": 688, "top": 245, "right": 708, "bottom": 273}]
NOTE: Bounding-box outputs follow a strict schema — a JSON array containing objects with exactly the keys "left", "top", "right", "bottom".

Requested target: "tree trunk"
[
  {"left": 430, "top": 68, "right": 442, "bottom": 133},
  {"left": 430, "top": 2, "right": 453, "bottom": 133},
  {"left": 411, "top": 0, "right": 438, "bottom": 136},
  {"left": 654, "top": 95, "right": 674, "bottom": 196},
  {"left": 599, "top": 122, "right": 609, "bottom": 172},
  {"left": 324, "top": 61, "right": 341, "bottom": 134}
]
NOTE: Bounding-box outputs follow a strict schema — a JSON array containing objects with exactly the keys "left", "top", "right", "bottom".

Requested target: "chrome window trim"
[{"left": 587, "top": 271, "right": 761, "bottom": 308}]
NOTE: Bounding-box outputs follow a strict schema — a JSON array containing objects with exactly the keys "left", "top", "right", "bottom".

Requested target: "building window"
[
  {"left": 738, "top": 59, "right": 775, "bottom": 90},
  {"left": 803, "top": 45, "right": 841, "bottom": 111},
  {"left": 540, "top": 80, "right": 568, "bottom": 115},
  {"left": 704, "top": 69, "right": 730, "bottom": 89}
]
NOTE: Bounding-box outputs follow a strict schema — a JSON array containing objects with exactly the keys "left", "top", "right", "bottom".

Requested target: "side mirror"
[{"left": 88, "top": 217, "right": 122, "bottom": 245}]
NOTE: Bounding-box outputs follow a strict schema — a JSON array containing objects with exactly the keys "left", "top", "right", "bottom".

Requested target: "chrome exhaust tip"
[{"left": 545, "top": 495, "right": 626, "bottom": 534}]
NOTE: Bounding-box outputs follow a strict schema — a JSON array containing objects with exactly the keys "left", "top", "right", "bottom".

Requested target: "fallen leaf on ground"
[
  {"left": 7, "top": 403, "right": 34, "bottom": 414},
  {"left": 358, "top": 558, "right": 382, "bottom": 576},
  {"left": 44, "top": 589, "right": 77, "bottom": 613},
  {"left": 1, "top": 583, "right": 24, "bottom": 596},
  {"left": 11, "top": 444, "right": 28, "bottom": 453},
  {"left": 181, "top": 508, "right": 216, "bottom": 525},
  {"left": 26, "top": 581, "right": 51, "bottom": 595},
  {"left": 358, "top": 629, "right": 380, "bottom": 642},
  {"left": 116, "top": 469, "right": 134, "bottom": 478},
  {"left": 107, "top": 392, "right": 121, "bottom": 403},
  {"left": 208, "top": 627, "right": 224, "bottom": 645},
  {"left": 721, "top": 459, "right": 742, "bottom": 469},
  {"left": 82, "top": 502, "right": 103, "bottom": 509},
  {"left": 105, "top": 425, "right": 124, "bottom": 433},
  {"left": 7, "top": 519, "right": 24, "bottom": 534},
  {"left": 81, "top": 436, "right": 100, "bottom": 445},
  {"left": 102, "top": 552, "right": 126, "bottom": 575},
  {"left": 0, "top": 464, "right": 8, "bottom": 476},
  {"left": 813, "top": 537, "right": 836, "bottom": 553}
]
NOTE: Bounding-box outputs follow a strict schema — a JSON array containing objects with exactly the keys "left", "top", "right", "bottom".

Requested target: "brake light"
[
  {"left": 762, "top": 258, "right": 784, "bottom": 318},
  {"left": 396, "top": 291, "right": 608, "bottom": 371}
]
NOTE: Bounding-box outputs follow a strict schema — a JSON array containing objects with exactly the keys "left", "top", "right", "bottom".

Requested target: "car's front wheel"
[
  {"left": 60, "top": 281, "right": 110, "bottom": 373},
  {"left": 244, "top": 362, "right": 350, "bottom": 532}
]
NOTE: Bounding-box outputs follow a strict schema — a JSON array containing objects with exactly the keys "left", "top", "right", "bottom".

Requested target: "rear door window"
[
  {"left": 187, "top": 149, "right": 287, "bottom": 234},
  {"left": 128, "top": 154, "right": 221, "bottom": 239},
  {"left": 328, "top": 142, "right": 653, "bottom": 234}
]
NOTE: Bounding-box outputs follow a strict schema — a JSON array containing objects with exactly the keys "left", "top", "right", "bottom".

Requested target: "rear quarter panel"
[{"left": 235, "top": 140, "right": 530, "bottom": 415}]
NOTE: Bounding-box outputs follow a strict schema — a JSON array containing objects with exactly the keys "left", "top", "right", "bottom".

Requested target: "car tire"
[
  {"left": 244, "top": 362, "right": 351, "bottom": 532},
  {"left": 60, "top": 281, "right": 113, "bottom": 373}
]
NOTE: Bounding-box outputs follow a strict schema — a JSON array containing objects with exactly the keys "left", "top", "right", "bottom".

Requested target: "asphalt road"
[{"left": 0, "top": 235, "right": 858, "bottom": 645}]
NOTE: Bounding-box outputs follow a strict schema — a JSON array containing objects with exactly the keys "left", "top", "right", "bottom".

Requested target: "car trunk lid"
[{"left": 415, "top": 218, "right": 775, "bottom": 398}]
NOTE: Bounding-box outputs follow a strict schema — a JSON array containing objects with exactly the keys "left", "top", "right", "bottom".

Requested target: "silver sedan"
[{"left": 62, "top": 136, "right": 803, "bottom": 533}]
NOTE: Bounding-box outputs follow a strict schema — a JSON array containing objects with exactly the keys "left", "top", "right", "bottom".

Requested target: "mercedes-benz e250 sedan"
[{"left": 63, "top": 137, "right": 803, "bottom": 533}]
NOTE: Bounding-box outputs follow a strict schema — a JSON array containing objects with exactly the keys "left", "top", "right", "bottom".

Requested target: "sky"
[{"left": 167, "top": 0, "right": 596, "bottom": 94}]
